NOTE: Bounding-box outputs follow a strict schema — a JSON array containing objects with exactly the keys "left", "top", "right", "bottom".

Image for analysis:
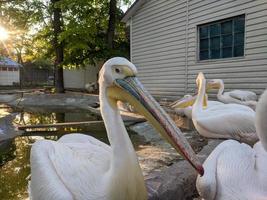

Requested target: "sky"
[{"left": 120, "top": 0, "right": 133, "bottom": 12}]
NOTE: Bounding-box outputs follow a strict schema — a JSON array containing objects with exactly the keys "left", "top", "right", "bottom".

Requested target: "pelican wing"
[
  {"left": 197, "top": 140, "right": 267, "bottom": 200},
  {"left": 196, "top": 140, "right": 240, "bottom": 200},
  {"left": 227, "top": 90, "right": 257, "bottom": 101},
  {"left": 196, "top": 106, "right": 257, "bottom": 142},
  {"left": 30, "top": 134, "right": 111, "bottom": 200}
]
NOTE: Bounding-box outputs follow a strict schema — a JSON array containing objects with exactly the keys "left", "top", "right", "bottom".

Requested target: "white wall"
[
  {"left": 187, "top": 0, "right": 267, "bottom": 96},
  {"left": 63, "top": 65, "right": 101, "bottom": 89},
  {"left": 131, "top": 0, "right": 187, "bottom": 99},
  {"left": 0, "top": 69, "right": 20, "bottom": 85},
  {"left": 130, "top": 0, "right": 267, "bottom": 99}
]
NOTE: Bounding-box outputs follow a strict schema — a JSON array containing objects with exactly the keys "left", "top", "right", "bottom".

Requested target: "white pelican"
[
  {"left": 192, "top": 72, "right": 258, "bottom": 144},
  {"left": 29, "top": 57, "right": 203, "bottom": 200},
  {"left": 208, "top": 79, "right": 257, "bottom": 110},
  {"left": 170, "top": 94, "right": 223, "bottom": 119},
  {"left": 196, "top": 88, "right": 267, "bottom": 200}
]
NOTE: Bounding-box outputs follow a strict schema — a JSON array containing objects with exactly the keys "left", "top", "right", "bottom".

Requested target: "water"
[
  {"left": 0, "top": 106, "right": 110, "bottom": 200},
  {"left": 0, "top": 105, "right": 207, "bottom": 200}
]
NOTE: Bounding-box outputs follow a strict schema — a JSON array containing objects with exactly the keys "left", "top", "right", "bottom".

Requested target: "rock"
[
  {"left": 145, "top": 139, "right": 222, "bottom": 200},
  {"left": 6, "top": 93, "right": 99, "bottom": 112},
  {"left": 129, "top": 122, "right": 163, "bottom": 144},
  {"left": 0, "top": 114, "right": 22, "bottom": 142}
]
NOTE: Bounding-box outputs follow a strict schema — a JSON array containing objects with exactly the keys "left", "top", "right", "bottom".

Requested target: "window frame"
[{"left": 197, "top": 14, "right": 246, "bottom": 62}]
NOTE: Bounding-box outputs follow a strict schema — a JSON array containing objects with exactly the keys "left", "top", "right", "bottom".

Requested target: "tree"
[
  {"left": 107, "top": 0, "right": 117, "bottom": 49},
  {"left": 51, "top": 0, "right": 64, "bottom": 93},
  {"left": 1, "top": 0, "right": 132, "bottom": 89}
]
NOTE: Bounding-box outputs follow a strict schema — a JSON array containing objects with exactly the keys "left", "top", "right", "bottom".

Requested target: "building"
[
  {"left": 0, "top": 57, "right": 21, "bottom": 86},
  {"left": 122, "top": 0, "right": 267, "bottom": 100},
  {"left": 63, "top": 65, "right": 101, "bottom": 92}
]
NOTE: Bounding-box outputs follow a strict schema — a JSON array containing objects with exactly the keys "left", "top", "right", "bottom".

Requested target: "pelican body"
[
  {"left": 208, "top": 79, "right": 257, "bottom": 110},
  {"left": 170, "top": 83, "right": 223, "bottom": 119},
  {"left": 197, "top": 88, "right": 267, "bottom": 200},
  {"left": 29, "top": 58, "right": 203, "bottom": 200},
  {"left": 192, "top": 73, "right": 258, "bottom": 144},
  {"left": 170, "top": 94, "right": 223, "bottom": 119}
]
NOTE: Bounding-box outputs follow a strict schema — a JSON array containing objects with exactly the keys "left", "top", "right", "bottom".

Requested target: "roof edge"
[{"left": 121, "top": 0, "right": 146, "bottom": 23}]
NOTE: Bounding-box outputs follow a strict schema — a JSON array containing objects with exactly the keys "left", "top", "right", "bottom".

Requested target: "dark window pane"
[
  {"left": 234, "top": 45, "right": 244, "bottom": 57},
  {"left": 200, "top": 26, "right": 209, "bottom": 38},
  {"left": 200, "top": 39, "right": 209, "bottom": 50},
  {"left": 221, "top": 20, "right": 232, "bottom": 34},
  {"left": 210, "top": 36, "right": 220, "bottom": 49},
  {"left": 234, "top": 16, "right": 245, "bottom": 33},
  {"left": 198, "top": 15, "right": 245, "bottom": 60},
  {"left": 234, "top": 32, "right": 244, "bottom": 46},
  {"left": 200, "top": 50, "right": 209, "bottom": 60},
  {"left": 211, "top": 49, "right": 221, "bottom": 59},
  {"left": 222, "top": 34, "right": 233, "bottom": 47},
  {"left": 222, "top": 47, "right": 232, "bottom": 58},
  {"left": 210, "top": 24, "right": 220, "bottom": 36}
]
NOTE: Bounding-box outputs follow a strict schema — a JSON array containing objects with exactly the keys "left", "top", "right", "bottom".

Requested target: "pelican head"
[
  {"left": 207, "top": 79, "right": 223, "bottom": 90},
  {"left": 100, "top": 57, "right": 204, "bottom": 175}
]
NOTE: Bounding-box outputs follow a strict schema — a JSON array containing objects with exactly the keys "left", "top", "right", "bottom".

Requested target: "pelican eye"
[{"left": 115, "top": 68, "right": 121, "bottom": 73}]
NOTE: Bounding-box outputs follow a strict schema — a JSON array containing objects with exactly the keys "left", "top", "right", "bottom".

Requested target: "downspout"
[
  {"left": 130, "top": 17, "right": 133, "bottom": 62},
  {"left": 185, "top": 0, "right": 189, "bottom": 94}
]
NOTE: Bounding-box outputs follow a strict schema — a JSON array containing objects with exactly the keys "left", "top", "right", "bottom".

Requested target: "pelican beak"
[
  {"left": 108, "top": 76, "right": 204, "bottom": 175},
  {"left": 172, "top": 96, "right": 196, "bottom": 108}
]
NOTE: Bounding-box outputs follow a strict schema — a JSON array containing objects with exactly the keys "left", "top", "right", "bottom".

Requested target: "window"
[{"left": 198, "top": 15, "right": 245, "bottom": 60}]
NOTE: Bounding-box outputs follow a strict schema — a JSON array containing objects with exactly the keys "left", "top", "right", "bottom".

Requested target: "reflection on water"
[
  {"left": 0, "top": 139, "right": 16, "bottom": 166},
  {"left": 0, "top": 107, "right": 110, "bottom": 200},
  {"left": 0, "top": 137, "right": 31, "bottom": 200}
]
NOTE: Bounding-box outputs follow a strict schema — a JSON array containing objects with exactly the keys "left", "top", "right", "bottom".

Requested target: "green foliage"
[{"left": 1, "top": 0, "right": 131, "bottom": 68}]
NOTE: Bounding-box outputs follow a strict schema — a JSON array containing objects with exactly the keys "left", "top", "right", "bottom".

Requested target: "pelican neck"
[
  {"left": 99, "top": 85, "right": 137, "bottom": 161},
  {"left": 195, "top": 78, "right": 206, "bottom": 110},
  {"left": 217, "top": 81, "right": 224, "bottom": 97}
]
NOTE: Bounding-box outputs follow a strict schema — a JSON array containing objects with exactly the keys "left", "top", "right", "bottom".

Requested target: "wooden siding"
[
  {"left": 130, "top": 0, "right": 267, "bottom": 99},
  {"left": 187, "top": 0, "right": 267, "bottom": 96},
  {"left": 131, "top": 0, "right": 187, "bottom": 99}
]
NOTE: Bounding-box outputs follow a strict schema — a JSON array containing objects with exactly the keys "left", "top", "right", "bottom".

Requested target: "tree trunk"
[
  {"left": 15, "top": 48, "right": 23, "bottom": 65},
  {"left": 107, "top": 0, "right": 117, "bottom": 49},
  {"left": 51, "top": 0, "right": 64, "bottom": 93}
]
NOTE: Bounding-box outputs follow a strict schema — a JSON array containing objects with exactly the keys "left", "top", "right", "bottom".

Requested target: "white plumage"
[
  {"left": 208, "top": 79, "right": 257, "bottom": 110},
  {"left": 30, "top": 58, "right": 146, "bottom": 200},
  {"left": 197, "top": 87, "right": 267, "bottom": 200},
  {"left": 192, "top": 73, "right": 258, "bottom": 144},
  {"left": 170, "top": 84, "right": 224, "bottom": 119},
  {"left": 30, "top": 57, "right": 203, "bottom": 200}
]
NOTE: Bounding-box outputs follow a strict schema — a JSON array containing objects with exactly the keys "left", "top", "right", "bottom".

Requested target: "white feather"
[
  {"left": 210, "top": 79, "right": 257, "bottom": 110},
  {"left": 29, "top": 58, "right": 147, "bottom": 200},
  {"left": 197, "top": 87, "right": 267, "bottom": 200},
  {"left": 192, "top": 73, "right": 258, "bottom": 143}
]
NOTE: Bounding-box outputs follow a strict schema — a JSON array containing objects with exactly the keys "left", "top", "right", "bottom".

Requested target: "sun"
[{"left": 0, "top": 26, "right": 9, "bottom": 41}]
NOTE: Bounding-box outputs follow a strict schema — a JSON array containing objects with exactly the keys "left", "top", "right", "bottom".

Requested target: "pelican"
[
  {"left": 192, "top": 72, "right": 258, "bottom": 144},
  {"left": 196, "top": 88, "right": 267, "bottom": 200},
  {"left": 29, "top": 57, "right": 203, "bottom": 200},
  {"left": 170, "top": 94, "right": 223, "bottom": 119},
  {"left": 208, "top": 79, "right": 257, "bottom": 110}
]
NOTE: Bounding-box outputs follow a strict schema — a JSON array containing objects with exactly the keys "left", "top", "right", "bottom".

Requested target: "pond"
[{"left": 0, "top": 104, "right": 206, "bottom": 200}]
